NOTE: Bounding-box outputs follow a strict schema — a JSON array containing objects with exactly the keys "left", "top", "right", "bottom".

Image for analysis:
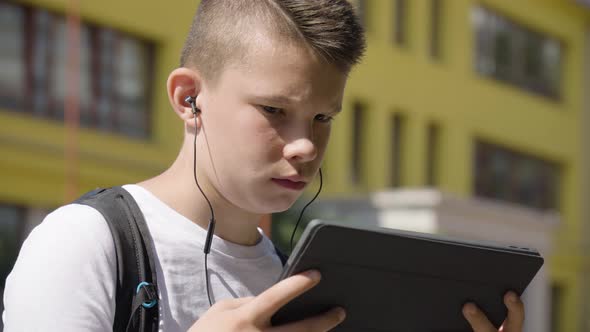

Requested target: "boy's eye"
[
  {"left": 315, "top": 114, "right": 334, "bottom": 123},
  {"left": 261, "top": 105, "right": 282, "bottom": 115}
]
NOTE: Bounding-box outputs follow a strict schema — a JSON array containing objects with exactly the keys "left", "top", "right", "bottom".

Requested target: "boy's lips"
[{"left": 271, "top": 177, "right": 307, "bottom": 190}]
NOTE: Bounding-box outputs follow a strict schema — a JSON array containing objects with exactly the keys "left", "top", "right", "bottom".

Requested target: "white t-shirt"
[{"left": 2, "top": 184, "right": 283, "bottom": 332}]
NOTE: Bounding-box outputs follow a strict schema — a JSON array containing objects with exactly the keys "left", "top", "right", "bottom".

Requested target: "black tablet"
[{"left": 271, "top": 219, "right": 544, "bottom": 332}]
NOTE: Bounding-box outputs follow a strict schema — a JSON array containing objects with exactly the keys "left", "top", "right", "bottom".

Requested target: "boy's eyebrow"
[
  {"left": 254, "top": 94, "right": 342, "bottom": 113},
  {"left": 255, "top": 94, "right": 298, "bottom": 106}
]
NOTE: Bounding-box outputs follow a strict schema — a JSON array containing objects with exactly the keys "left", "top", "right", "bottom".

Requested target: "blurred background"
[{"left": 0, "top": 0, "right": 588, "bottom": 331}]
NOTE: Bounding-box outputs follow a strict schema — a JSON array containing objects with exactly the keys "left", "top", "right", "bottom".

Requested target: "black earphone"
[
  {"left": 184, "top": 95, "right": 322, "bottom": 307},
  {"left": 184, "top": 96, "right": 201, "bottom": 115}
]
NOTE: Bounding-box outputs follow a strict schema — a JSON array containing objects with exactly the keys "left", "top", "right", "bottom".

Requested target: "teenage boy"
[{"left": 2, "top": 1, "right": 525, "bottom": 331}]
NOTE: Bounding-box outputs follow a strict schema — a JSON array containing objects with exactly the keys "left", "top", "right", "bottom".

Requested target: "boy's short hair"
[{"left": 180, "top": 0, "right": 366, "bottom": 83}]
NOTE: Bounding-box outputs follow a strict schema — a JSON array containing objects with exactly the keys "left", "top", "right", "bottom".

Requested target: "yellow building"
[
  {"left": 318, "top": 0, "right": 589, "bottom": 331},
  {"left": 0, "top": 0, "right": 588, "bottom": 331}
]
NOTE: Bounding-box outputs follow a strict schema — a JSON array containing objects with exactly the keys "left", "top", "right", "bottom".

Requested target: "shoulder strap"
[{"left": 75, "top": 187, "right": 159, "bottom": 332}]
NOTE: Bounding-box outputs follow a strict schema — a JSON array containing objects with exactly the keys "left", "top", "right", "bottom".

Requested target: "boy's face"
[{"left": 196, "top": 31, "right": 348, "bottom": 214}]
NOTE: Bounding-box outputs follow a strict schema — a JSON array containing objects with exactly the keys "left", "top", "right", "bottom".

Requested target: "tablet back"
[{"left": 272, "top": 220, "right": 544, "bottom": 332}]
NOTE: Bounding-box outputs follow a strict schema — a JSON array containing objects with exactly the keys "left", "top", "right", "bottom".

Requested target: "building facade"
[{"left": 315, "top": 0, "right": 589, "bottom": 331}]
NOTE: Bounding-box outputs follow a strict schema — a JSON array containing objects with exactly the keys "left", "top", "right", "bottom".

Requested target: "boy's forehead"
[{"left": 220, "top": 31, "right": 348, "bottom": 106}]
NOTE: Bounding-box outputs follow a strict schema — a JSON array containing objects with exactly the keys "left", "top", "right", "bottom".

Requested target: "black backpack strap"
[
  {"left": 75, "top": 187, "right": 159, "bottom": 332},
  {"left": 273, "top": 245, "right": 288, "bottom": 266}
]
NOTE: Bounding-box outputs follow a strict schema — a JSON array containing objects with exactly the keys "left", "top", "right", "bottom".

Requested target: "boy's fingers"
[
  {"left": 502, "top": 291, "right": 524, "bottom": 332},
  {"left": 213, "top": 296, "right": 255, "bottom": 311},
  {"left": 245, "top": 270, "right": 322, "bottom": 320},
  {"left": 462, "top": 303, "right": 496, "bottom": 332},
  {"left": 271, "top": 307, "right": 346, "bottom": 332}
]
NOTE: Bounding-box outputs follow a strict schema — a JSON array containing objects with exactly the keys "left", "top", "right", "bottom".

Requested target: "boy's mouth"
[{"left": 271, "top": 178, "right": 307, "bottom": 190}]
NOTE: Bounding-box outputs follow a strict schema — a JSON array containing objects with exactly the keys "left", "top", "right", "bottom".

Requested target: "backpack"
[{"left": 75, "top": 186, "right": 288, "bottom": 332}]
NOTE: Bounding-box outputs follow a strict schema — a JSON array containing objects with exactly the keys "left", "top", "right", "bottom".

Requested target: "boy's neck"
[{"left": 137, "top": 152, "right": 263, "bottom": 246}]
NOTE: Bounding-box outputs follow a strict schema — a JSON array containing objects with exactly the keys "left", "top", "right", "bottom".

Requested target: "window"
[
  {"left": 0, "top": 205, "right": 25, "bottom": 290},
  {"left": 356, "top": 0, "right": 367, "bottom": 29},
  {"left": 0, "top": 2, "right": 25, "bottom": 110},
  {"left": 426, "top": 122, "right": 440, "bottom": 186},
  {"left": 472, "top": 6, "right": 562, "bottom": 98},
  {"left": 49, "top": 15, "right": 68, "bottom": 121},
  {"left": 474, "top": 141, "right": 560, "bottom": 210},
  {"left": 393, "top": 0, "right": 408, "bottom": 46},
  {"left": 0, "top": 1, "right": 155, "bottom": 138},
  {"left": 115, "top": 35, "right": 152, "bottom": 137},
  {"left": 30, "top": 9, "right": 52, "bottom": 117},
  {"left": 351, "top": 102, "right": 365, "bottom": 186},
  {"left": 390, "top": 113, "right": 405, "bottom": 187},
  {"left": 429, "top": 0, "right": 443, "bottom": 59},
  {"left": 79, "top": 25, "right": 93, "bottom": 124},
  {"left": 550, "top": 284, "right": 563, "bottom": 332},
  {"left": 0, "top": 204, "right": 28, "bottom": 331}
]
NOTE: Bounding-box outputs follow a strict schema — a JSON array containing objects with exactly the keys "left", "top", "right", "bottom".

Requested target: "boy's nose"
[{"left": 283, "top": 138, "right": 318, "bottom": 163}]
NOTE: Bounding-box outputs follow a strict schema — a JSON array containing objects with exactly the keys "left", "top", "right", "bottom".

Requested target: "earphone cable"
[
  {"left": 193, "top": 118, "right": 215, "bottom": 222},
  {"left": 289, "top": 168, "right": 323, "bottom": 253},
  {"left": 204, "top": 251, "right": 213, "bottom": 306},
  {"left": 193, "top": 115, "right": 215, "bottom": 307}
]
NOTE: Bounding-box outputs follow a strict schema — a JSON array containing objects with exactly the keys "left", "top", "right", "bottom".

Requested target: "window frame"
[
  {"left": 473, "top": 140, "right": 561, "bottom": 211},
  {"left": 473, "top": 5, "right": 564, "bottom": 100},
  {"left": 0, "top": 1, "right": 155, "bottom": 139}
]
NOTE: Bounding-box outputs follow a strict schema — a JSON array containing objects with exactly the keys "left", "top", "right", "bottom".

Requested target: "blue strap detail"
[{"left": 136, "top": 281, "right": 157, "bottom": 309}]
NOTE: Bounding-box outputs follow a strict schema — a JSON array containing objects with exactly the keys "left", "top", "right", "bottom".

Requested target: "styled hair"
[{"left": 180, "top": 0, "right": 366, "bottom": 82}]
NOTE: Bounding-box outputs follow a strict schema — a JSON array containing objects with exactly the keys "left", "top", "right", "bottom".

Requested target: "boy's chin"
[{"left": 255, "top": 196, "right": 300, "bottom": 214}]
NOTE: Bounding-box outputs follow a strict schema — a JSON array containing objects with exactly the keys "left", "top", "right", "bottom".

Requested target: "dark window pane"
[
  {"left": 31, "top": 9, "right": 53, "bottom": 117},
  {"left": 429, "top": 0, "right": 443, "bottom": 59},
  {"left": 426, "top": 123, "right": 439, "bottom": 186},
  {"left": 494, "top": 29, "right": 512, "bottom": 72},
  {"left": 391, "top": 113, "right": 404, "bottom": 187},
  {"left": 0, "top": 2, "right": 25, "bottom": 110},
  {"left": 49, "top": 16, "right": 67, "bottom": 121},
  {"left": 356, "top": 0, "right": 367, "bottom": 30},
  {"left": 524, "top": 33, "right": 543, "bottom": 79},
  {"left": 0, "top": 205, "right": 23, "bottom": 289},
  {"left": 550, "top": 284, "right": 563, "bottom": 332},
  {"left": 473, "top": 7, "right": 495, "bottom": 75},
  {"left": 115, "top": 36, "right": 150, "bottom": 138},
  {"left": 474, "top": 141, "right": 560, "bottom": 210},
  {"left": 541, "top": 39, "right": 562, "bottom": 94},
  {"left": 351, "top": 102, "right": 365, "bottom": 186},
  {"left": 96, "top": 28, "right": 116, "bottom": 132},
  {"left": 394, "top": 0, "right": 407, "bottom": 46},
  {"left": 0, "top": 204, "right": 24, "bottom": 332},
  {"left": 79, "top": 25, "right": 94, "bottom": 126},
  {"left": 472, "top": 6, "right": 562, "bottom": 98}
]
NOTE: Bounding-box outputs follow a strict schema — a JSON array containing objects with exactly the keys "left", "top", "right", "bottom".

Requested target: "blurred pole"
[
  {"left": 260, "top": 214, "right": 272, "bottom": 239},
  {"left": 580, "top": 24, "right": 590, "bottom": 332},
  {"left": 64, "top": 0, "right": 81, "bottom": 203}
]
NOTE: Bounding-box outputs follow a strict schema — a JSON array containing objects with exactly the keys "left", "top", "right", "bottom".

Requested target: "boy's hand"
[
  {"left": 462, "top": 291, "right": 525, "bottom": 332},
  {"left": 187, "top": 269, "right": 346, "bottom": 332}
]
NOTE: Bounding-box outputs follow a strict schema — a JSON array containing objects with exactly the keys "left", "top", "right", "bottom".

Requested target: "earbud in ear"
[{"left": 184, "top": 96, "right": 200, "bottom": 115}]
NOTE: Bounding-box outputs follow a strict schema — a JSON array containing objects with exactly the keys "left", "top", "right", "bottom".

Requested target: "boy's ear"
[{"left": 167, "top": 67, "right": 203, "bottom": 128}]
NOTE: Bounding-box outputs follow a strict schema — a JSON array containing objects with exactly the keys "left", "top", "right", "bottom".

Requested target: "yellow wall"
[{"left": 323, "top": 1, "right": 589, "bottom": 331}]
